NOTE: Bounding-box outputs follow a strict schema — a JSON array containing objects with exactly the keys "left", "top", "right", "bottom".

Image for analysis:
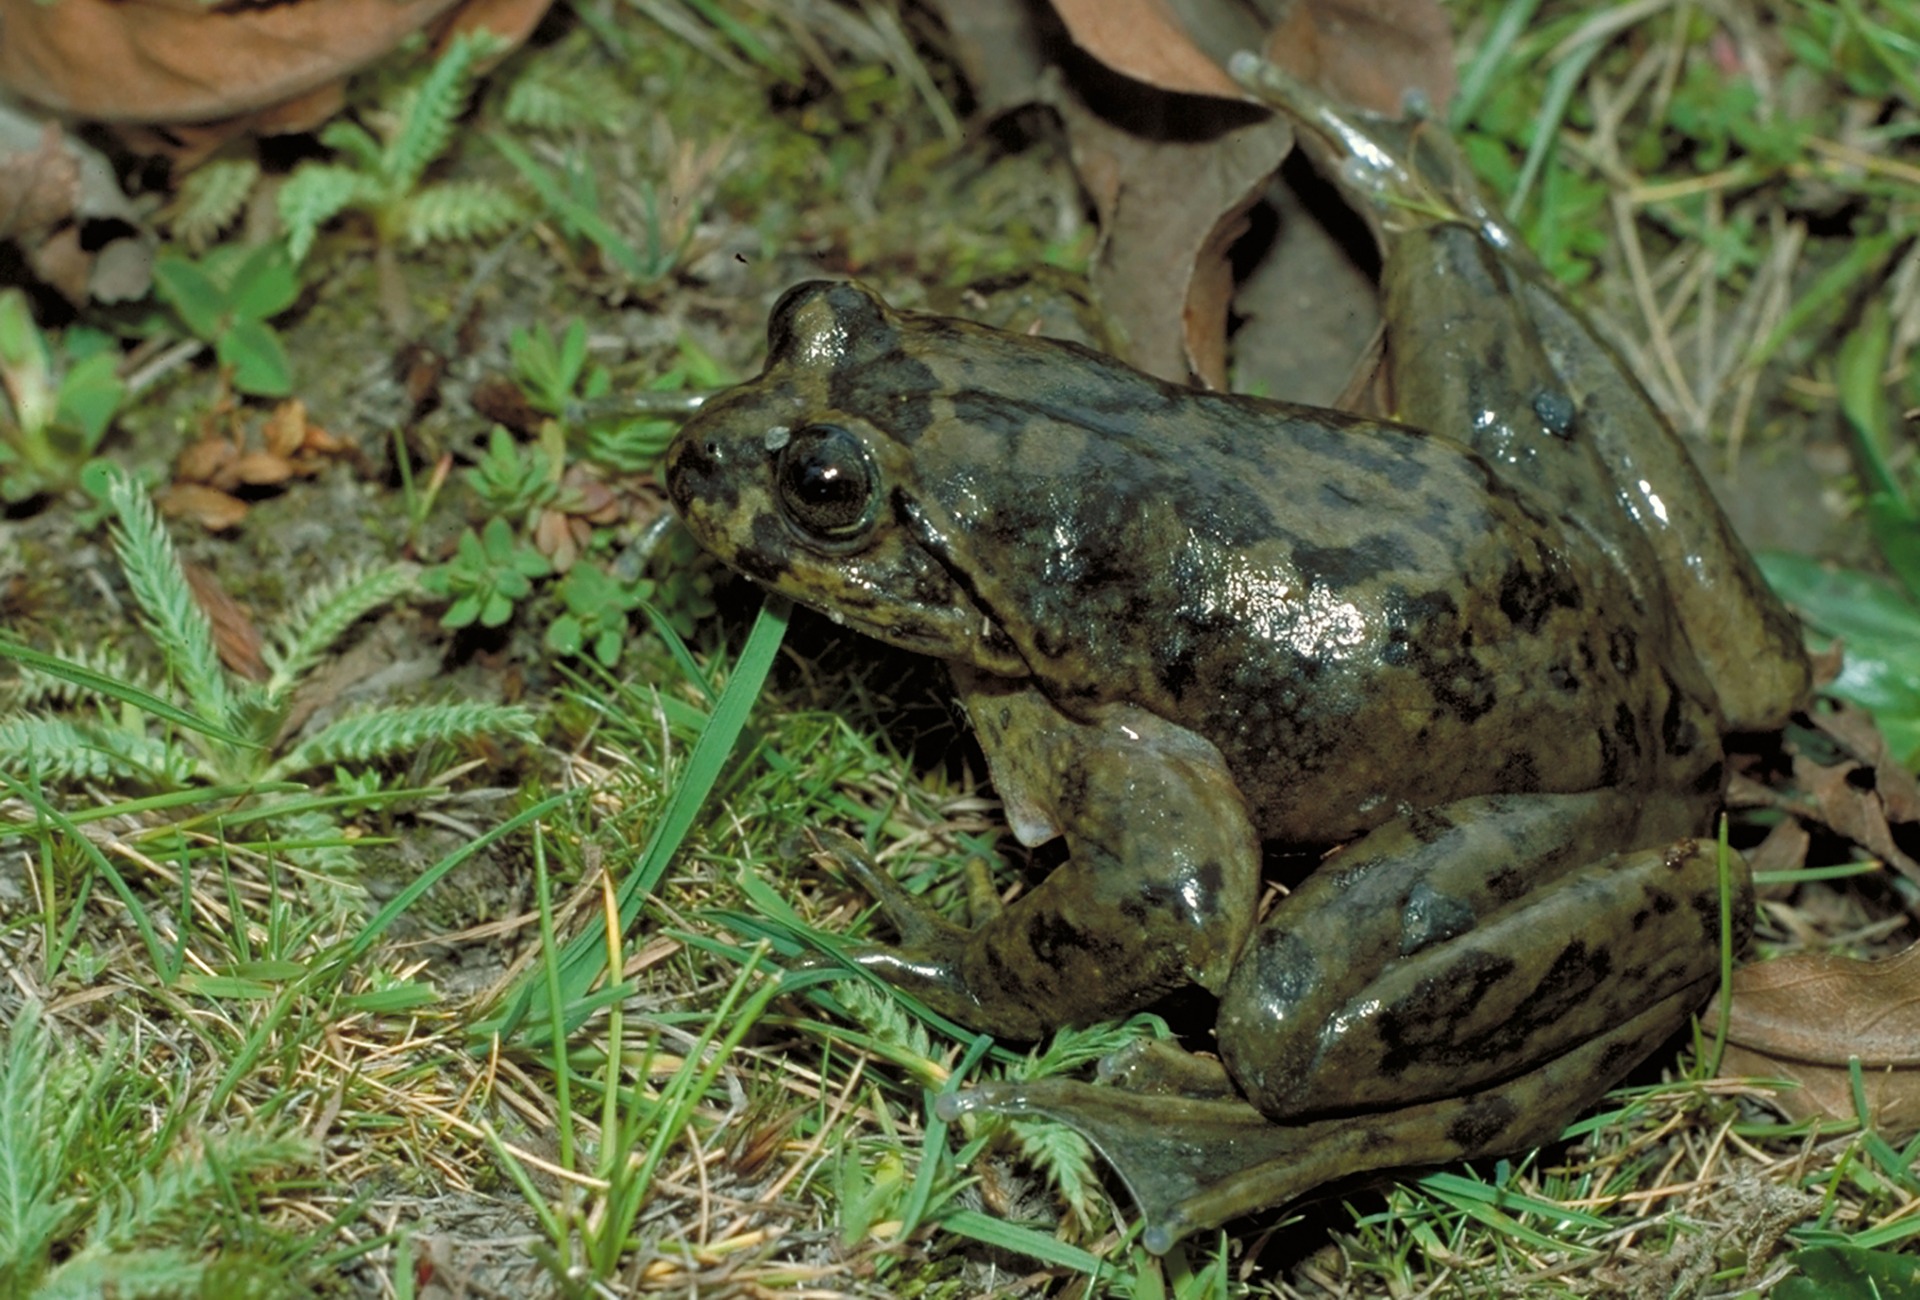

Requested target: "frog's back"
[{"left": 902, "top": 371, "right": 1720, "bottom": 846}]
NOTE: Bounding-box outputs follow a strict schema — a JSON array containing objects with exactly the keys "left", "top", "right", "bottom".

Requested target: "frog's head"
[{"left": 666, "top": 280, "right": 1031, "bottom": 677}]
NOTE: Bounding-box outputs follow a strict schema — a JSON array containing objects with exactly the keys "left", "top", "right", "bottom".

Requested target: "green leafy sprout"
[
  {"left": 0, "top": 290, "right": 127, "bottom": 503},
  {"left": 150, "top": 243, "right": 301, "bottom": 399},
  {"left": 420, "top": 515, "right": 553, "bottom": 630},
  {"left": 279, "top": 31, "right": 525, "bottom": 265}
]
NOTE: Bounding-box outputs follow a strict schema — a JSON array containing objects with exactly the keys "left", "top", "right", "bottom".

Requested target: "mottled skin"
[{"left": 665, "top": 71, "right": 1810, "bottom": 1252}]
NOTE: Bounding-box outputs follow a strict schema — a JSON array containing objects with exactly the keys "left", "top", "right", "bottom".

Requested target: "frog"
[{"left": 663, "top": 62, "right": 1810, "bottom": 1253}]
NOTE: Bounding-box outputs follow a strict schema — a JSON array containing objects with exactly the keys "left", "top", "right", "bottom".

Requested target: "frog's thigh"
[
  {"left": 949, "top": 673, "right": 1261, "bottom": 1035},
  {"left": 1217, "top": 791, "right": 1746, "bottom": 1120}
]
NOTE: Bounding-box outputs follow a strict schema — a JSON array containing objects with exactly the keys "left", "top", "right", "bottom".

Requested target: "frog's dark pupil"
[{"left": 778, "top": 424, "right": 876, "bottom": 539}]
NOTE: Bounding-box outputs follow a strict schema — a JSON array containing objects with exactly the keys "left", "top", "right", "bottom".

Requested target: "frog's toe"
[{"left": 797, "top": 827, "right": 956, "bottom": 948}]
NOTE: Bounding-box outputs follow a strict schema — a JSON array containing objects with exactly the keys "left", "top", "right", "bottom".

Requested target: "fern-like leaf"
[
  {"left": 267, "top": 701, "right": 535, "bottom": 779},
  {"left": 86, "top": 1129, "right": 313, "bottom": 1252},
  {"left": 1007, "top": 1116, "right": 1103, "bottom": 1232},
  {"left": 103, "top": 470, "right": 231, "bottom": 734},
  {"left": 318, "top": 119, "right": 384, "bottom": 173},
  {"left": 279, "top": 163, "right": 371, "bottom": 262},
  {"left": 33, "top": 1248, "right": 203, "bottom": 1300},
  {"left": 0, "top": 714, "right": 187, "bottom": 784},
  {"left": 385, "top": 31, "right": 499, "bottom": 192},
  {"left": 263, "top": 562, "right": 418, "bottom": 702},
  {"left": 398, "top": 180, "right": 523, "bottom": 248},
  {"left": 0, "top": 1003, "right": 81, "bottom": 1277},
  {"left": 165, "top": 158, "right": 261, "bottom": 252},
  {"left": 501, "top": 65, "right": 624, "bottom": 133}
]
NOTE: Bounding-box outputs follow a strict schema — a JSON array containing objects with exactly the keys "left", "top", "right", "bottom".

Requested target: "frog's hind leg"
[
  {"left": 1216, "top": 796, "right": 1743, "bottom": 1119},
  {"left": 940, "top": 985, "right": 1699, "bottom": 1254}
]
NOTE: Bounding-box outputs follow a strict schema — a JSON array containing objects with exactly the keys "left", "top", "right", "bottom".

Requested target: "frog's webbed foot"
[{"left": 941, "top": 987, "right": 1698, "bottom": 1253}]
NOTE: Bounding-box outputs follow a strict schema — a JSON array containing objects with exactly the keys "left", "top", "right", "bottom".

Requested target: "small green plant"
[
  {"left": 0, "top": 467, "right": 535, "bottom": 794},
  {"left": 420, "top": 515, "right": 552, "bottom": 630},
  {"left": 150, "top": 243, "right": 301, "bottom": 398},
  {"left": 467, "top": 423, "right": 561, "bottom": 521},
  {"left": 161, "top": 156, "right": 265, "bottom": 251},
  {"left": 489, "top": 132, "right": 694, "bottom": 292},
  {"left": 0, "top": 290, "right": 126, "bottom": 502},
  {"left": 279, "top": 32, "right": 523, "bottom": 266},
  {"left": 543, "top": 562, "right": 647, "bottom": 666},
  {"left": 509, "top": 319, "right": 604, "bottom": 419}
]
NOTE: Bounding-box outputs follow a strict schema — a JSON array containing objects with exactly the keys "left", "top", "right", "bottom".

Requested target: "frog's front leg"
[{"left": 841, "top": 670, "right": 1261, "bottom": 1040}]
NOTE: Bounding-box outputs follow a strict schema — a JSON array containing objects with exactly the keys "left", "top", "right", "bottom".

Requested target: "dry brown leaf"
[
  {"left": 1049, "top": 0, "right": 1250, "bottom": 101},
  {"left": 263, "top": 399, "right": 308, "bottom": 459},
  {"left": 157, "top": 482, "right": 249, "bottom": 531},
  {"left": 1261, "top": 0, "right": 1455, "bottom": 116},
  {"left": 0, "top": 104, "right": 153, "bottom": 303},
  {"left": 1032, "top": 0, "right": 1451, "bottom": 386},
  {"left": 176, "top": 436, "right": 239, "bottom": 486},
  {"left": 1746, "top": 816, "right": 1812, "bottom": 880},
  {"left": 924, "top": 0, "right": 1050, "bottom": 118},
  {"left": 183, "top": 561, "right": 268, "bottom": 682},
  {"left": 0, "top": 0, "right": 552, "bottom": 161},
  {"left": 1793, "top": 750, "right": 1920, "bottom": 888},
  {"left": 1809, "top": 700, "right": 1920, "bottom": 823},
  {"left": 228, "top": 451, "right": 299, "bottom": 487},
  {"left": 1715, "top": 945, "right": 1920, "bottom": 1138},
  {"left": 1048, "top": 83, "right": 1292, "bottom": 384}
]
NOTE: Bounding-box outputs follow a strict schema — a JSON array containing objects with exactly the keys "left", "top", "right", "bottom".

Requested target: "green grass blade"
[
  {"left": 0, "top": 636, "right": 254, "bottom": 749},
  {"left": 478, "top": 596, "right": 789, "bottom": 1048}
]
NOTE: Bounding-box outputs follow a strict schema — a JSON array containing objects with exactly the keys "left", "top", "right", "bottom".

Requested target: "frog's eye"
[{"left": 775, "top": 423, "right": 880, "bottom": 544}]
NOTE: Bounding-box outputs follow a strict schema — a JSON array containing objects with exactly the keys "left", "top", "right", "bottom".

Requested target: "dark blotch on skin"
[
  {"left": 1495, "top": 540, "right": 1581, "bottom": 636},
  {"left": 1536, "top": 939, "right": 1612, "bottom": 1006},
  {"left": 1609, "top": 627, "right": 1638, "bottom": 675},
  {"left": 1445, "top": 1095, "right": 1520, "bottom": 1151},
  {"left": 1295, "top": 535, "right": 1420, "bottom": 593},
  {"left": 1405, "top": 807, "right": 1455, "bottom": 845},
  {"left": 737, "top": 514, "right": 794, "bottom": 584}
]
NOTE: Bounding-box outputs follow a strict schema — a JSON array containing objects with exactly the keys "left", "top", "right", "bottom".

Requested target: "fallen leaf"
[
  {"left": 1047, "top": 77, "right": 1292, "bottom": 384},
  {"left": 183, "top": 561, "right": 268, "bottom": 682},
  {"left": 1261, "top": 0, "right": 1455, "bottom": 116},
  {"left": 228, "top": 451, "right": 298, "bottom": 487},
  {"left": 923, "top": 0, "right": 1050, "bottom": 118},
  {"left": 1033, "top": 0, "right": 1451, "bottom": 387},
  {"left": 176, "top": 436, "right": 240, "bottom": 485},
  {"left": 1746, "top": 817, "right": 1813, "bottom": 879},
  {"left": 0, "top": 104, "right": 153, "bottom": 303},
  {"left": 157, "top": 482, "right": 249, "bottom": 531},
  {"left": 1809, "top": 700, "right": 1920, "bottom": 824},
  {"left": 0, "top": 0, "right": 554, "bottom": 160},
  {"left": 263, "top": 399, "right": 308, "bottom": 458},
  {"left": 1048, "top": 0, "right": 1251, "bottom": 101},
  {"left": 1714, "top": 945, "right": 1920, "bottom": 1139},
  {"left": 1794, "top": 751, "right": 1920, "bottom": 889}
]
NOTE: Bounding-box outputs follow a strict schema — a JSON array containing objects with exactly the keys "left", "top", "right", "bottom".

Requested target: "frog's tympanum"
[{"left": 665, "top": 67, "right": 1810, "bottom": 1252}]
